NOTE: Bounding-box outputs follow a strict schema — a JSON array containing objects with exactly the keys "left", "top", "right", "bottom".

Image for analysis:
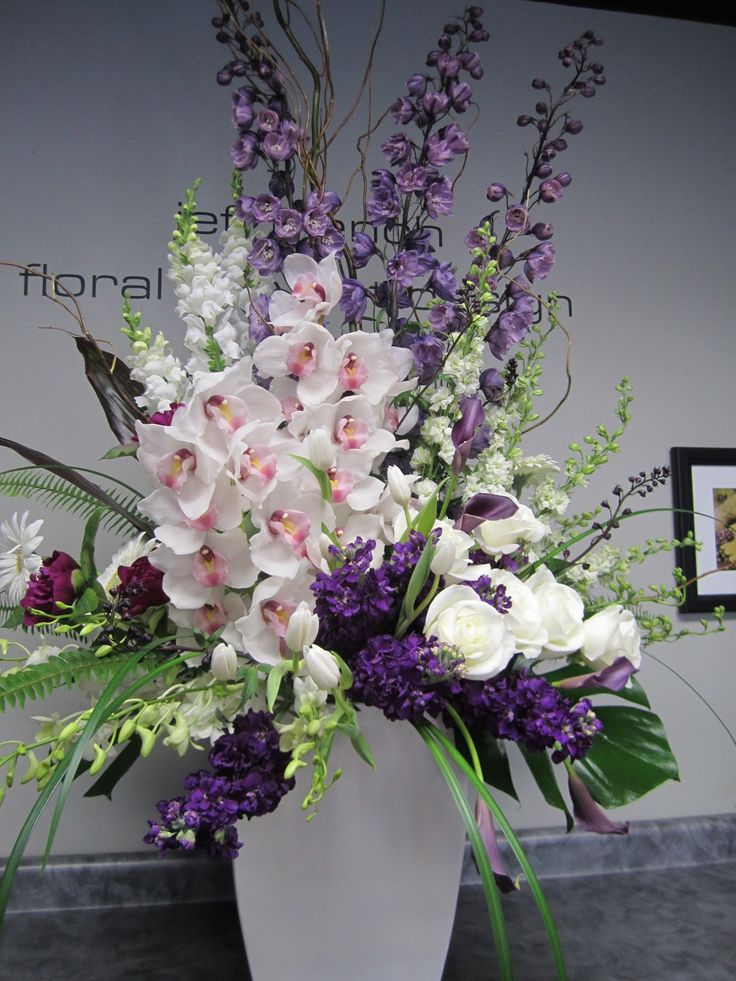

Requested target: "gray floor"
[{"left": 1, "top": 861, "right": 734, "bottom": 980}]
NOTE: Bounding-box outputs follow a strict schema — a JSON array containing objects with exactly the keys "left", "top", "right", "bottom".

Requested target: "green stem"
[
  {"left": 416, "top": 723, "right": 514, "bottom": 981},
  {"left": 424, "top": 720, "right": 568, "bottom": 981}
]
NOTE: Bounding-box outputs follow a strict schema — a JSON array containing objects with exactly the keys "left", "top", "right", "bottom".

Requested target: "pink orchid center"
[
  {"left": 384, "top": 405, "right": 400, "bottom": 432},
  {"left": 156, "top": 448, "right": 196, "bottom": 490},
  {"left": 261, "top": 598, "right": 297, "bottom": 638},
  {"left": 192, "top": 545, "right": 229, "bottom": 587},
  {"left": 205, "top": 395, "right": 248, "bottom": 433},
  {"left": 292, "top": 275, "right": 327, "bottom": 304},
  {"left": 339, "top": 352, "right": 369, "bottom": 391},
  {"left": 286, "top": 341, "right": 317, "bottom": 379},
  {"left": 327, "top": 467, "right": 354, "bottom": 504},
  {"left": 268, "top": 509, "right": 311, "bottom": 551},
  {"left": 193, "top": 602, "right": 226, "bottom": 635},
  {"left": 280, "top": 396, "right": 304, "bottom": 421},
  {"left": 335, "top": 415, "right": 370, "bottom": 450},
  {"left": 187, "top": 504, "right": 219, "bottom": 531},
  {"left": 240, "top": 444, "right": 278, "bottom": 484}
]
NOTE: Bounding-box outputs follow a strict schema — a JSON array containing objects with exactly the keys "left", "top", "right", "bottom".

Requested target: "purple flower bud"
[
  {"left": 505, "top": 204, "right": 529, "bottom": 233},
  {"left": 469, "top": 65, "right": 484, "bottom": 80},
  {"left": 422, "top": 91, "right": 450, "bottom": 116},
  {"left": 581, "top": 85, "right": 596, "bottom": 98},
  {"left": 467, "top": 6, "right": 484, "bottom": 19},
  {"left": 539, "top": 179, "right": 563, "bottom": 203},
  {"left": 469, "top": 29, "right": 489, "bottom": 43},
  {"left": 247, "top": 236, "right": 283, "bottom": 274},
  {"left": 531, "top": 78, "right": 547, "bottom": 90},
  {"left": 535, "top": 162, "right": 553, "bottom": 179},
  {"left": 438, "top": 33, "right": 452, "bottom": 51},
  {"left": 392, "top": 96, "right": 417, "bottom": 124},
  {"left": 551, "top": 137, "right": 568, "bottom": 152},
  {"left": 231, "top": 60, "right": 246, "bottom": 78},
  {"left": 231, "top": 133, "right": 259, "bottom": 170},
  {"left": 459, "top": 51, "right": 481, "bottom": 72},
  {"left": 449, "top": 81, "right": 473, "bottom": 112},
  {"left": 382, "top": 132, "right": 413, "bottom": 165},
  {"left": 232, "top": 88, "right": 255, "bottom": 129},
  {"left": 269, "top": 171, "right": 289, "bottom": 199},
  {"left": 406, "top": 74, "right": 428, "bottom": 97},
  {"left": 556, "top": 171, "right": 572, "bottom": 187},
  {"left": 531, "top": 222, "right": 554, "bottom": 241},
  {"left": 486, "top": 182, "right": 506, "bottom": 202},
  {"left": 339, "top": 278, "right": 368, "bottom": 323},
  {"left": 517, "top": 115, "right": 533, "bottom": 127},
  {"left": 351, "top": 231, "right": 379, "bottom": 269},
  {"left": 426, "top": 50, "right": 441, "bottom": 67},
  {"left": 479, "top": 368, "right": 504, "bottom": 403},
  {"left": 217, "top": 67, "right": 233, "bottom": 86},
  {"left": 498, "top": 249, "right": 515, "bottom": 271},
  {"left": 535, "top": 101, "right": 547, "bottom": 115},
  {"left": 565, "top": 118, "right": 584, "bottom": 135},
  {"left": 593, "top": 74, "right": 606, "bottom": 85}
]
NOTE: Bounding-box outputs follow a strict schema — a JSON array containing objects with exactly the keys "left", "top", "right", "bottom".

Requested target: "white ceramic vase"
[{"left": 232, "top": 708, "right": 467, "bottom": 981}]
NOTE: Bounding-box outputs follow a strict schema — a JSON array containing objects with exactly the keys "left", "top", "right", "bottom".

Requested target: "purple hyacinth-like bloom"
[
  {"left": 350, "top": 633, "right": 453, "bottom": 723},
  {"left": 248, "top": 236, "right": 283, "bottom": 274},
  {"left": 256, "top": 108, "right": 280, "bottom": 133},
  {"left": 505, "top": 204, "right": 530, "bottom": 233},
  {"left": 449, "top": 80, "right": 472, "bottom": 112},
  {"left": 351, "top": 231, "right": 379, "bottom": 269},
  {"left": 274, "top": 207, "right": 302, "bottom": 244},
  {"left": 392, "top": 96, "right": 417, "bottom": 124},
  {"left": 381, "top": 132, "right": 413, "bottom": 165},
  {"left": 367, "top": 182, "right": 401, "bottom": 225},
  {"left": 429, "top": 261, "right": 458, "bottom": 301},
  {"left": 144, "top": 711, "right": 295, "bottom": 858},
  {"left": 252, "top": 193, "right": 280, "bottom": 223},
  {"left": 406, "top": 73, "right": 428, "bottom": 97},
  {"left": 386, "top": 250, "right": 437, "bottom": 287},
  {"left": 524, "top": 242, "right": 556, "bottom": 282},
  {"left": 339, "top": 278, "right": 368, "bottom": 323},
  {"left": 447, "top": 670, "right": 603, "bottom": 763},
  {"left": 409, "top": 333, "right": 445, "bottom": 384},
  {"left": 395, "top": 163, "right": 429, "bottom": 194},
  {"left": 316, "top": 225, "right": 345, "bottom": 257},
  {"left": 424, "top": 176, "right": 453, "bottom": 218},
  {"left": 231, "top": 133, "right": 259, "bottom": 170}
]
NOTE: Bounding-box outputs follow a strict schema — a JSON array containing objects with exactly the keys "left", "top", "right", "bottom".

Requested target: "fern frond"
[
  {"left": 0, "top": 468, "right": 148, "bottom": 537},
  {"left": 0, "top": 649, "right": 153, "bottom": 711}
]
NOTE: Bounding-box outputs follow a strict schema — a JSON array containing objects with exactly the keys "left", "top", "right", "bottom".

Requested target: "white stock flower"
[
  {"left": 304, "top": 644, "right": 341, "bottom": 690},
  {"left": 581, "top": 606, "right": 642, "bottom": 670},
  {"left": 0, "top": 511, "right": 44, "bottom": 604},
  {"left": 210, "top": 642, "right": 239, "bottom": 681},
  {"left": 424, "top": 584, "right": 516, "bottom": 680},
  {"left": 526, "top": 565, "right": 585, "bottom": 656}
]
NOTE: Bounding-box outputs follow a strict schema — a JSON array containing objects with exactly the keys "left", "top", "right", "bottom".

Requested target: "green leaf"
[
  {"left": 465, "top": 732, "right": 518, "bottom": 802},
  {"left": 79, "top": 509, "right": 103, "bottom": 582},
  {"left": 412, "top": 490, "right": 438, "bottom": 538},
  {"left": 2, "top": 607, "right": 24, "bottom": 630},
  {"left": 398, "top": 538, "right": 435, "bottom": 624},
  {"left": 266, "top": 660, "right": 291, "bottom": 712},
  {"left": 519, "top": 745, "right": 573, "bottom": 832},
  {"left": 83, "top": 735, "right": 142, "bottom": 800},
  {"left": 101, "top": 444, "right": 139, "bottom": 460},
  {"left": 349, "top": 729, "right": 377, "bottom": 769},
  {"left": 0, "top": 649, "right": 138, "bottom": 712},
  {"left": 74, "top": 586, "right": 101, "bottom": 617},
  {"left": 235, "top": 665, "right": 262, "bottom": 708},
  {"left": 574, "top": 706, "right": 679, "bottom": 808},
  {"left": 290, "top": 454, "right": 332, "bottom": 501}
]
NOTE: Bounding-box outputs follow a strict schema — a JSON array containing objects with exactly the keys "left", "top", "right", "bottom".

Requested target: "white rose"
[
  {"left": 210, "top": 642, "right": 239, "bottom": 681},
  {"left": 488, "top": 570, "right": 548, "bottom": 659},
  {"left": 423, "top": 584, "right": 516, "bottom": 680},
  {"left": 581, "top": 606, "right": 641, "bottom": 670},
  {"left": 526, "top": 565, "right": 585, "bottom": 656},
  {"left": 304, "top": 644, "right": 341, "bottom": 690},
  {"left": 474, "top": 495, "right": 547, "bottom": 556}
]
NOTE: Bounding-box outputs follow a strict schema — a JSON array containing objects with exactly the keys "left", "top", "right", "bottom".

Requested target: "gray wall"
[{"left": 0, "top": 0, "right": 734, "bottom": 857}]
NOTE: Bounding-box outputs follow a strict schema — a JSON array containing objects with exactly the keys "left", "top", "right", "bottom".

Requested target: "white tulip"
[
  {"left": 284, "top": 601, "right": 320, "bottom": 652},
  {"left": 304, "top": 427, "right": 335, "bottom": 470},
  {"left": 386, "top": 465, "right": 412, "bottom": 508},
  {"left": 304, "top": 644, "right": 341, "bottom": 690},
  {"left": 210, "top": 642, "right": 239, "bottom": 681}
]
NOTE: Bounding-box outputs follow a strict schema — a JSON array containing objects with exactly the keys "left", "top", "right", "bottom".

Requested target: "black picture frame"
[{"left": 670, "top": 446, "right": 736, "bottom": 614}]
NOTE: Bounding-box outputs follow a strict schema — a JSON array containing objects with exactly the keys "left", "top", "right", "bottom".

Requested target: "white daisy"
[{"left": 0, "top": 511, "right": 44, "bottom": 604}]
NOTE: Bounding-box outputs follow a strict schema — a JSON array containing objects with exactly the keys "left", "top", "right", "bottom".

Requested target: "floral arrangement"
[{"left": 0, "top": 2, "right": 726, "bottom": 976}]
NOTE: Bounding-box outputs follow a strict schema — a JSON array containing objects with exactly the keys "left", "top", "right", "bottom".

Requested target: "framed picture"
[{"left": 670, "top": 447, "right": 736, "bottom": 613}]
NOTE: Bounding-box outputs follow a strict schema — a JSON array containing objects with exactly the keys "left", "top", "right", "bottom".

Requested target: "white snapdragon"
[
  {"left": 423, "top": 584, "right": 516, "bottom": 680},
  {"left": 581, "top": 606, "right": 642, "bottom": 670},
  {"left": 127, "top": 331, "right": 187, "bottom": 413}
]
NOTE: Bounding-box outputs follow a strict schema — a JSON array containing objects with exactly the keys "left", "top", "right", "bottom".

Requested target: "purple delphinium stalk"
[{"left": 144, "top": 710, "right": 294, "bottom": 858}]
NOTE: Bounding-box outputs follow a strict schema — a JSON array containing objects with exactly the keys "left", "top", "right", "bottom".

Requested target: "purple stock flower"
[
  {"left": 524, "top": 242, "right": 556, "bottom": 282},
  {"left": 339, "top": 278, "right": 368, "bottom": 323},
  {"left": 424, "top": 176, "right": 453, "bottom": 218},
  {"left": 21, "top": 551, "right": 80, "bottom": 627}
]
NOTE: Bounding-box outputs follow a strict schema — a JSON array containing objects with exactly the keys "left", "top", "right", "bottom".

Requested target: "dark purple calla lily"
[
  {"left": 457, "top": 492, "right": 519, "bottom": 533},
  {"left": 557, "top": 657, "right": 638, "bottom": 693},
  {"left": 568, "top": 770, "right": 628, "bottom": 835},
  {"left": 450, "top": 395, "right": 485, "bottom": 475},
  {"left": 474, "top": 798, "right": 518, "bottom": 893}
]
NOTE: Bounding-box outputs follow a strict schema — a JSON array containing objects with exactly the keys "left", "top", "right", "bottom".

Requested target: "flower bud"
[
  {"left": 430, "top": 536, "right": 457, "bottom": 576},
  {"left": 304, "top": 427, "right": 335, "bottom": 470},
  {"left": 387, "top": 465, "right": 412, "bottom": 508},
  {"left": 211, "top": 642, "right": 239, "bottom": 681},
  {"left": 285, "top": 602, "right": 319, "bottom": 652},
  {"left": 485, "top": 182, "right": 506, "bottom": 201},
  {"left": 304, "top": 644, "right": 341, "bottom": 690}
]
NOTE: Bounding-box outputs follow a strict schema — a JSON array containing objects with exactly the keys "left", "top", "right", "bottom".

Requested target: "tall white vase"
[{"left": 232, "top": 709, "right": 468, "bottom": 981}]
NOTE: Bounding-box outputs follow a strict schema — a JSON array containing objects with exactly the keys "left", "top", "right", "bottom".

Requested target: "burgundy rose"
[
  {"left": 21, "top": 550, "right": 80, "bottom": 626},
  {"left": 113, "top": 556, "right": 168, "bottom": 619}
]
